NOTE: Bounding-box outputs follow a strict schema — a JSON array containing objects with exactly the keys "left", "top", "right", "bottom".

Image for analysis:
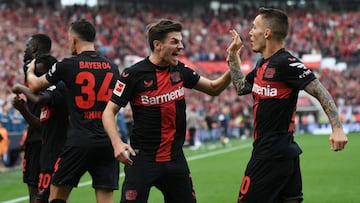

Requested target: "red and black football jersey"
[
  {"left": 39, "top": 81, "right": 68, "bottom": 166},
  {"left": 24, "top": 62, "right": 42, "bottom": 144},
  {"left": 245, "top": 48, "right": 316, "bottom": 159},
  {"left": 111, "top": 57, "right": 200, "bottom": 162},
  {"left": 45, "top": 51, "right": 120, "bottom": 147}
]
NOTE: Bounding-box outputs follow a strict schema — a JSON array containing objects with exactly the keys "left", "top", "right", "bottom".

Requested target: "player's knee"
[{"left": 49, "top": 199, "right": 66, "bottom": 203}]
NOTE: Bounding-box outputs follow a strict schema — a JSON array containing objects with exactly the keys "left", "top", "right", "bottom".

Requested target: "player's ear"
[
  {"left": 71, "top": 35, "right": 77, "bottom": 46},
  {"left": 153, "top": 40, "right": 161, "bottom": 51},
  {"left": 264, "top": 28, "right": 271, "bottom": 39},
  {"left": 68, "top": 32, "right": 77, "bottom": 46}
]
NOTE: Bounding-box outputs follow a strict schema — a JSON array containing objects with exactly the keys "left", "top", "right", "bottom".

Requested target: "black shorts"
[
  {"left": 36, "top": 169, "right": 53, "bottom": 201},
  {"left": 23, "top": 142, "right": 42, "bottom": 187},
  {"left": 51, "top": 145, "right": 119, "bottom": 190},
  {"left": 238, "top": 156, "right": 303, "bottom": 203},
  {"left": 120, "top": 152, "right": 196, "bottom": 203}
]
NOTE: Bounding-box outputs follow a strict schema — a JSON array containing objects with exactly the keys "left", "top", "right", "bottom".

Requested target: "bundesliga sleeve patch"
[{"left": 113, "top": 80, "right": 126, "bottom": 97}]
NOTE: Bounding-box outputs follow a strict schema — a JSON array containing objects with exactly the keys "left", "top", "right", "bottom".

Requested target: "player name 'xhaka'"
[{"left": 79, "top": 61, "right": 111, "bottom": 69}]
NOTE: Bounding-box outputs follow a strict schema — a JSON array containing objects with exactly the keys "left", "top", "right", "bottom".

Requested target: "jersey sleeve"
[
  {"left": 245, "top": 67, "right": 256, "bottom": 86},
  {"left": 282, "top": 56, "right": 316, "bottom": 90},
  {"left": 44, "top": 81, "right": 67, "bottom": 107},
  {"left": 45, "top": 61, "right": 64, "bottom": 85},
  {"left": 110, "top": 67, "right": 134, "bottom": 107},
  {"left": 180, "top": 64, "right": 200, "bottom": 89}
]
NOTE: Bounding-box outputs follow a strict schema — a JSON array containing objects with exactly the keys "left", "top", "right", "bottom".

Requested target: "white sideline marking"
[{"left": 2, "top": 143, "right": 251, "bottom": 203}]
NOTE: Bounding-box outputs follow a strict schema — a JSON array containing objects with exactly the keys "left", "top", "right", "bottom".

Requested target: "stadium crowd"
[{"left": 0, "top": 2, "right": 359, "bottom": 141}]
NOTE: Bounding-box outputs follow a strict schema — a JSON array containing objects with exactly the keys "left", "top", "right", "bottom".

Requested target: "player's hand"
[
  {"left": 227, "top": 29, "right": 244, "bottom": 55},
  {"left": 26, "top": 59, "right": 36, "bottom": 75},
  {"left": 329, "top": 128, "right": 348, "bottom": 152},
  {"left": 114, "top": 142, "right": 136, "bottom": 166},
  {"left": 12, "top": 83, "right": 24, "bottom": 94},
  {"left": 12, "top": 95, "right": 26, "bottom": 111}
]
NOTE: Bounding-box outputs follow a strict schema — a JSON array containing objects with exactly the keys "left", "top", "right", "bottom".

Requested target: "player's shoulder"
[
  {"left": 178, "top": 60, "right": 193, "bottom": 71},
  {"left": 57, "top": 55, "right": 77, "bottom": 65},
  {"left": 272, "top": 49, "right": 302, "bottom": 66},
  {"left": 36, "top": 54, "right": 58, "bottom": 63},
  {"left": 277, "top": 49, "right": 299, "bottom": 60}
]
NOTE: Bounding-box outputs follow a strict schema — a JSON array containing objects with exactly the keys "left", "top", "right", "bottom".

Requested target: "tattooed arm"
[
  {"left": 228, "top": 54, "right": 252, "bottom": 95},
  {"left": 227, "top": 29, "right": 252, "bottom": 95},
  {"left": 304, "top": 79, "right": 348, "bottom": 151}
]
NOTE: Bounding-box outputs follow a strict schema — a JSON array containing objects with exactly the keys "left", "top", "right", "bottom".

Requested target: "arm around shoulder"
[{"left": 26, "top": 59, "right": 50, "bottom": 93}]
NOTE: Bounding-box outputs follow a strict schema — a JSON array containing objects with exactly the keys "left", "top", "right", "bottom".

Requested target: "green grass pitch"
[{"left": 1, "top": 133, "right": 359, "bottom": 203}]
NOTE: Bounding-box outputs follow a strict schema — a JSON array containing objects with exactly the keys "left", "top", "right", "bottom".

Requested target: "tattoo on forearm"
[
  {"left": 305, "top": 80, "right": 342, "bottom": 128},
  {"left": 228, "top": 54, "right": 252, "bottom": 95}
]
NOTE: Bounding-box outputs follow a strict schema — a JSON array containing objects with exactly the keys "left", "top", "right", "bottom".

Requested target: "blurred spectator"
[
  {"left": 0, "top": 2, "right": 359, "bottom": 137},
  {"left": 0, "top": 123, "right": 10, "bottom": 172},
  {"left": 186, "top": 106, "right": 202, "bottom": 149},
  {"left": 116, "top": 109, "right": 128, "bottom": 143}
]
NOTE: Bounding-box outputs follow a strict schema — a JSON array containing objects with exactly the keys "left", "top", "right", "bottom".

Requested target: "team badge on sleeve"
[{"left": 113, "top": 80, "right": 126, "bottom": 97}]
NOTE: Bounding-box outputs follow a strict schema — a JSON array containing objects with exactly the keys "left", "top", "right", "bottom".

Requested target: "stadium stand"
[{"left": 0, "top": 1, "right": 359, "bottom": 164}]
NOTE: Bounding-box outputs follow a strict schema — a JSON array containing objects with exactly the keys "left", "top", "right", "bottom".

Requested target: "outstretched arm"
[
  {"left": 193, "top": 71, "right": 231, "bottom": 96},
  {"left": 102, "top": 101, "right": 135, "bottom": 165},
  {"left": 304, "top": 79, "right": 348, "bottom": 151},
  {"left": 226, "top": 29, "right": 252, "bottom": 95}
]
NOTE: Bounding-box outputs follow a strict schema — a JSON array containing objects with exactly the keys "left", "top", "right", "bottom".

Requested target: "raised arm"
[
  {"left": 304, "top": 79, "right": 348, "bottom": 151},
  {"left": 227, "top": 29, "right": 252, "bottom": 95}
]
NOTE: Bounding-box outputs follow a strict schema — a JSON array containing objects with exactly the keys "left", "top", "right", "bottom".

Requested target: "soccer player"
[
  {"left": 13, "top": 53, "right": 67, "bottom": 203},
  {"left": 26, "top": 19, "right": 120, "bottom": 203},
  {"left": 226, "top": 7, "right": 348, "bottom": 203},
  {"left": 14, "top": 34, "right": 53, "bottom": 203},
  {"left": 102, "top": 19, "right": 233, "bottom": 203}
]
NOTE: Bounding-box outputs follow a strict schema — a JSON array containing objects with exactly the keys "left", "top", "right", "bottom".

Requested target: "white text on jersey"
[
  {"left": 141, "top": 87, "right": 185, "bottom": 105},
  {"left": 252, "top": 83, "right": 278, "bottom": 97}
]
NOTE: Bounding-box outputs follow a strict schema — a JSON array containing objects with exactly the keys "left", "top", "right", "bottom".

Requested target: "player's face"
[
  {"left": 24, "top": 38, "right": 34, "bottom": 61},
  {"left": 249, "top": 15, "right": 266, "bottom": 53},
  {"left": 158, "top": 32, "right": 184, "bottom": 66}
]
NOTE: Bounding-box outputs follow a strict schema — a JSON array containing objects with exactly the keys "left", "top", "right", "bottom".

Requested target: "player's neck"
[
  {"left": 149, "top": 54, "right": 169, "bottom": 68},
  {"left": 76, "top": 43, "right": 95, "bottom": 55},
  {"left": 262, "top": 42, "right": 284, "bottom": 59}
]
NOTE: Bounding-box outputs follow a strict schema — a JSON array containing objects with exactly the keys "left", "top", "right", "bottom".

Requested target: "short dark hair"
[
  {"left": 31, "top": 34, "right": 52, "bottom": 53},
  {"left": 258, "top": 7, "right": 289, "bottom": 41},
  {"left": 146, "top": 19, "right": 182, "bottom": 51},
  {"left": 70, "top": 19, "right": 96, "bottom": 42}
]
